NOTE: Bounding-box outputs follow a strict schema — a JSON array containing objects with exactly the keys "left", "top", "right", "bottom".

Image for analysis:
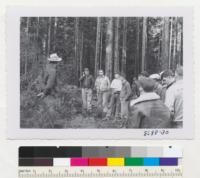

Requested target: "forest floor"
[{"left": 20, "top": 84, "right": 125, "bottom": 129}]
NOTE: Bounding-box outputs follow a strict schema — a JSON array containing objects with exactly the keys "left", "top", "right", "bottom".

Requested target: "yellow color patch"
[{"left": 107, "top": 158, "right": 124, "bottom": 166}]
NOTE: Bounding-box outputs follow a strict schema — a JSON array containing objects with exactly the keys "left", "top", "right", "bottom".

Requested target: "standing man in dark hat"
[{"left": 79, "top": 68, "right": 94, "bottom": 115}]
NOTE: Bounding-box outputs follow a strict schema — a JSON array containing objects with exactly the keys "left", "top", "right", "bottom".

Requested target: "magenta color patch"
[{"left": 70, "top": 158, "right": 88, "bottom": 166}]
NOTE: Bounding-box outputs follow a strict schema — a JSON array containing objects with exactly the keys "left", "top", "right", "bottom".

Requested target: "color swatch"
[{"left": 19, "top": 146, "right": 181, "bottom": 167}]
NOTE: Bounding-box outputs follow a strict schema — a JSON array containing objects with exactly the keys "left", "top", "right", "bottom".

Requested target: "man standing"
[
  {"left": 95, "top": 70, "right": 110, "bottom": 117},
  {"left": 128, "top": 78, "right": 171, "bottom": 128},
  {"left": 165, "top": 67, "right": 183, "bottom": 128},
  {"left": 149, "top": 73, "right": 165, "bottom": 101},
  {"left": 160, "top": 70, "right": 175, "bottom": 102},
  {"left": 106, "top": 72, "right": 122, "bottom": 120},
  {"left": 79, "top": 68, "right": 94, "bottom": 115},
  {"left": 120, "top": 77, "right": 132, "bottom": 121},
  {"left": 37, "top": 53, "right": 62, "bottom": 98}
]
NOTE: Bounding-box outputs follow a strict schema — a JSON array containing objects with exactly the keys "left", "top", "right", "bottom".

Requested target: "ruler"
[{"left": 18, "top": 166, "right": 182, "bottom": 178}]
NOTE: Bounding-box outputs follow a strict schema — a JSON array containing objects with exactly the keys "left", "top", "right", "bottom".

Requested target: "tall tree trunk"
[
  {"left": 172, "top": 17, "right": 177, "bottom": 69},
  {"left": 105, "top": 17, "right": 113, "bottom": 80},
  {"left": 95, "top": 17, "right": 101, "bottom": 77},
  {"left": 135, "top": 17, "right": 140, "bottom": 76},
  {"left": 121, "top": 17, "right": 127, "bottom": 77},
  {"left": 99, "top": 20, "right": 103, "bottom": 70},
  {"left": 36, "top": 17, "right": 40, "bottom": 40},
  {"left": 168, "top": 17, "right": 173, "bottom": 69},
  {"left": 47, "top": 17, "right": 52, "bottom": 56},
  {"left": 161, "top": 17, "right": 170, "bottom": 69},
  {"left": 53, "top": 17, "right": 57, "bottom": 52},
  {"left": 25, "top": 17, "right": 29, "bottom": 79},
  {"left": 141, "top": 17, "right": 147, "bottom": 72},
  {"left": 114, "top": 17, "right": 120, "bottom": 73},
  {"left": 80, "top": 32, "right": 84, "bottom": 78},
  {"left": 176, "top": 18, "right": 183, "bottom": 67},
  {"left": 74, "top": 17, "right": 79, "bottom": 84}
]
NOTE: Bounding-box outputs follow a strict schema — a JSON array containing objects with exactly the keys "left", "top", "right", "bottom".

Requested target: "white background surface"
[{"left": 0, "top": 0, "right": 200, "bottom": 177}]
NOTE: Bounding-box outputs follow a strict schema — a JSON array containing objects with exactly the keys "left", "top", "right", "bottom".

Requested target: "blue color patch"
[{"left": 143, "top": 158, "right": 159, "bottom": 166}]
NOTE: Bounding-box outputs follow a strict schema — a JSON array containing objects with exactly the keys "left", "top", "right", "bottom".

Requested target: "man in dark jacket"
[
  {"left": 37, "top": 53, "right": 62, "bottom": 98},
  {"left": 128, "top": 77, "right": 172, "bottom": 128},
  {"left": 79, "top": 68, "right": 94, "bottom": 114},
  {"left": 120, "top": 77, "right": 132, "bottom": 121}
]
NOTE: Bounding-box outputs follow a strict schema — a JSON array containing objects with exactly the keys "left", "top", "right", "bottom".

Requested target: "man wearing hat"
[
  {"left": 79, "top": 68, "right": 94, "bottom": 115},
  {"left": 37, "top": 53, "right": 62, "bottom": 98}
]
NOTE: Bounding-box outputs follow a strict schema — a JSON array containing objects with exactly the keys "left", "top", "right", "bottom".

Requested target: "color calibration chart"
[{"left": 18, "top": 146, "right": 183, "bottom": 178}]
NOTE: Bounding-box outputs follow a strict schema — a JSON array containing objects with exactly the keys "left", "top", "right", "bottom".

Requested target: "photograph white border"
[{"left": 6, "top": 6, "right": 194, "bottom": 139}]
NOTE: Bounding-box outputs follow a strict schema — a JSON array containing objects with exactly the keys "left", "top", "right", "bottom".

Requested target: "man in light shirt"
[
  {"left": 105, "top": 73, "right": 122, "bottom": 120},
  {"left": 95, "top": 70, "right": 110, "bottom": 117},
  {"left": 165, "top": 67, "right": 183, "bottom": 128}
]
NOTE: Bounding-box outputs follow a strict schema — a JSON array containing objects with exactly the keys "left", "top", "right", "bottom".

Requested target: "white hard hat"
[
  {"left": 149, "top": 74, "right": 161, "bottom": 80},
  {"left": 47, "top": 53, "right": 62, "bottom": 62}
]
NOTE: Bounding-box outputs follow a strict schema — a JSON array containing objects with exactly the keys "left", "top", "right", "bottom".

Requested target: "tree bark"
[
  {"left": 168, "top": 17, "right": 173, "bottom": 69},
  {"left": 121, "top": 17, "right": 127, "bottom": 77},
  {"left": 114, "top": 17, "right": 120, "bottom": 73},
  {"left": 105, "top": 17, "right": 113, "bottom": 80},
  {"left": 80, "top": 32, "right": 84, "bottom": 78},
  {"left": 141, "top": 17, "right": 147, "bottom": 72},
  {"left": 53, "top": 17, "right": 57, "bottom": 52},
  {"left": 95, "top": 17, "right": 101, "bottom": 77},
  {"left": 24, "top": 17, "right": 30, "bottom": 78},
  {"left": 135, "top": 17, "right": 140, "bottom": 76},
  {"left": 161, "top": 17, "right": 170, "bottom": 70},
  {"left": 47, "top": 17, "right": 52, "bottom": 56},
  {"left": 74, "top": 17, "right": 79, "bottom": 83}
]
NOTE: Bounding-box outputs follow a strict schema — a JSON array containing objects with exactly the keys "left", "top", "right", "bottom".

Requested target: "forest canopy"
[{"left": 20, "top": 17, "right": 183, "bottom": 89}]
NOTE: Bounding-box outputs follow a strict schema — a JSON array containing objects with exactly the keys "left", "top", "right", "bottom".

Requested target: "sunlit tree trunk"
[
  {"left": 135, "top": 17, "right": 140, "bottom": 76},
  {"left": 141, "top": 17, "right": 147, "bottom": 72},
  {"left": 74, "top": 17, "right": 79, "bottom": 84},
  {"left": 53, "top": 17, "right": 57, "bottom": 52},
  {"left": 114, "top": 17, "right": 119, "bottom": 73},
  {"left": 95, "top": 17, "right": 101, "bottom": 77},
  {"left": 168, "top": 17, "right": 173, "bottom": 69},
  {"left": 161, "top": 17, "right": 170, "bottom": 70},
  {"left": 47, "top": 17, "right": 52, "bottom": 56},
  {"left": 105, "top": 17, "right": 113, "bottom": 80},
  {"left": 121, "top": 17, "right": 127, "bottom": 77}
]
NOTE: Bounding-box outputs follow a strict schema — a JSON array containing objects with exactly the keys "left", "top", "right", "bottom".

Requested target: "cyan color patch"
[{"left": 143, "top": 158, "right": 159, "bottom": 166}]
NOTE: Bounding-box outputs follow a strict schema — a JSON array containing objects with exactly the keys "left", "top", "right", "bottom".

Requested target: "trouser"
[
  {"left": 106, "top": 92, "right": 121, "bottom": 118},
  {"left": 97, "top": 91, "right": 109, "bottom": 113},
  {"left": 120, "top": 99, "right": 129, "bottom": 119},
  {"left": 81, "top": 88, "right": 92, "bottom": 111}
]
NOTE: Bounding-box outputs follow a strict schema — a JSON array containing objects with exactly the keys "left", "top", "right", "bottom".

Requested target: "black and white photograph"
[
  {"left": 7, "top": 7, "right": 193, "bottom": 139},
  {"left": 19, "top": 16, "right": 184, "bottom": 129}
]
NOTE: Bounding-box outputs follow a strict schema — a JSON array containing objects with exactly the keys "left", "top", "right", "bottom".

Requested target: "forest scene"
[{"left": 20, "top": 17, "right": 183, "bottom": 129}]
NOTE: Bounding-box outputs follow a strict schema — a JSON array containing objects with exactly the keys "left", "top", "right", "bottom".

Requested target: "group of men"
[
  {"left": 79, "top": 66, "right": 183, "bottom": 128},
  {"left": 38, "top": 53, "right": 183, "bottom": 129}
]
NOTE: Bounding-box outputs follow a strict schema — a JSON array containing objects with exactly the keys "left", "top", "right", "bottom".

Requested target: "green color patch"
[{"left": 125, "top": 158, "right": 144, "bottom": 166}]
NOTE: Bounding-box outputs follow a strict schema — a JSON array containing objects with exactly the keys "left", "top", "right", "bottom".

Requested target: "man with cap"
[
  {"left": 95, "top": 69, "right": 110, "bottom": 117},
  {"left": 149, "top": 73, "right": 165, "bottom": 101},
  {"left": 37, "top": 53, "right": 62, "bottom": 98},
  {"left": 79, "top": 68, "right": 94, "bottom": 115},
  {"left": 128, "top": 77, "right": 171, "bottom": 128},
  {"left": 165, "top": 66, "right": 183, "bottom": 128},
  {"left": 105, "top": 72, "right": 122, "bottom": 120}
]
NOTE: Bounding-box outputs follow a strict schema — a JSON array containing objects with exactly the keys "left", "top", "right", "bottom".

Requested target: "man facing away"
[
  {"left": 37, "top": 53, "right": 62, "bottom": 98},
  {"left": 79, "top": 68, "right": 94, "bottom": 115},
  {"left": 95, "top": 69, "right": 110, "bottom": 117},
  {"left": 165, "top": 67, "right": 183, "bottom": 128},
  {"left": 106, "top": 72, "right": 122, "bottom": 120},
  {"left": 127, "top": 77, "right": 171, "bottom": 128},
  {"left": 120, "top": 76, "right": 132, "bottom": 122}
]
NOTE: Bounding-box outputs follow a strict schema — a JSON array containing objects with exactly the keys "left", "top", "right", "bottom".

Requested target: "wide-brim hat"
[{"left": 47, "top": 53, "right": 62, "bottom": 62}]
